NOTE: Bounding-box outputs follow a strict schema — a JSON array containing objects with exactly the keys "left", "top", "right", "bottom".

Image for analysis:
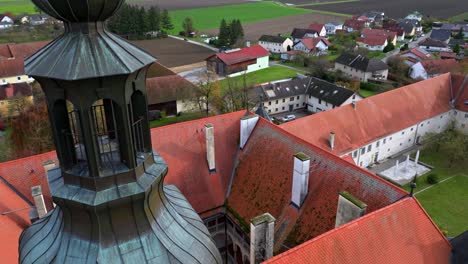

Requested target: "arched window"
[
  {"left": 53, "top": 100, "right": 85, "bottom": 170},
  {"left": 129, "top": 91, "right": 151, "bottom": 159}
]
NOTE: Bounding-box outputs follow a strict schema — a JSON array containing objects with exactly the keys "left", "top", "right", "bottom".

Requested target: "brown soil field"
[
  {"left": 203, "top": 12, "right": 342, "bottom": 41},
  {"left": 133, "top": 0, "right": 249, "bottom": 10},
  {"left": 131, "top": 38, "right": 214, "bottom": 68},
  {"left": 301, "top": 0, "right": 468, "bottom": 19}
]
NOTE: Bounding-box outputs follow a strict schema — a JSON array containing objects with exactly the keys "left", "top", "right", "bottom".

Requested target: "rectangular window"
[
  {"left": 319, "top": 99, "right": 322, "bottom": 104},
  {"left": 17, "top": 77, "right": 21, "bottom": 80},
  {"left": 282, "top": 106, "right": 285, "bottom": 110},
  {"left": 268, "top": 102, "right": 271, "bottom": 106},
  {"left": 290, "top": 97, "right": 294, "bottom": 101},
  {"left": 297, "top": 96, "right": 300, "bottom": 100},
  {"left": 353, "top": 151, "right": 358, "bottom": 158},
  {"left": 383, "top": 138, "right": 386, "bottom": 144},
  {"left": 376, "top": 141, "right": 380, "bottom": 147},
  {"left": 276, "top": 100, "right": 278, "bottom": 104},
  {"left": 401, "top": 131, "right": 405, "bottom": 135},
  {"left": 367, "top": 145, "right": 371, "bottom": 152},
  {"left": 275, "top": 108, "right": 278, "bottom": 112},
  {"left": 283, "top": 99, "right": 286, "bottom": 103},
  {"left": 361, "top": 148, "right": 365, "bottom": 155}
]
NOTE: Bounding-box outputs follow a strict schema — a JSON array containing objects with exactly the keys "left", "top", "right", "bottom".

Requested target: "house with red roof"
[
  {"left": 409, "top": 59, "right": 460, "bottom": 80},
  {"left": 307, "top": 23, "right": 326, "bottom": 37},
  {"left": 356, "top": 35, "right": 388, "bottom": 51},
  {"left": 400, "top": 47, "right": 434, "bottom": 66},
  {"left": 292, "top": 37, "right": 330, "bottom": 55},
  {"left": 206, "top": 45, "right": 269, "bottom": 77},
  {"left": 343, "top": 18, "right": 367, "bottom": 32},
  {"left": 281, "top": 73, "right": 467, "bottom": 168},
  {"left": 361, "top": 28, "right": 398, "bottom": 46}
]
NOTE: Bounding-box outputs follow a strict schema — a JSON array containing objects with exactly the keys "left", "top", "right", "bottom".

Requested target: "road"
[{"left": 382, "top": 31, "right": 431, "bottom": 63}]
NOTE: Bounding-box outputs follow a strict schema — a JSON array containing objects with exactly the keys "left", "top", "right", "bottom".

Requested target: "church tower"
[{"left": 19, "top": 0, "right": 222, "bottom": 263}]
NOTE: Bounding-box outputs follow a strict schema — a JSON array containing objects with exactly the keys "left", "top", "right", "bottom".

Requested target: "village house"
[
  {"left": 0, "top": 14, "right": 13, "bottom": 30},
  {"left": 0, "top": 82, "right": 33, "bottom": 117},
  {"left": 405, "top": 11, "right": 423, "bottom": 21},
  {"left": 343, "top": 18, "right": 367, "bottom": 32},
  {"left": 439, "top": 51, "right": 457, "bottom": 60},
  {"left": 256, "top": 76, "right": 360, "bottom": 115},
  {"left": 399, "top": 47, "right": 434, "bottom": 66},
  {"left": 361, "top": 28, "right": 398, "bottom": 45},
  {"left": 324, "top": 21, "right": 343, "bottom": 35},
  {"left": 206, "top": 45, "right": 269, "bottom": 77},
  {"left": 290, "top": 28, "right": 319, "bottom": 43},
  {"left": 308, "top": 23, "right": 327, "bottom": 37},
  {"left": 292, "top": 37, "right": 330, "bottom": 55},
  {"left": 335, "top": 53, "right": 389, "bottom": 82},
  {"left": 281, "top": 73, "right": 467, "bottom": 168},
  {"left": 398, "top": 19, "right": 421, "bottom": 37},
  {"left": 409, "top": 59, "right": 460, "bottom": 80},
  {"left": 382, "top": 21, "right": 406, "bottom": 41},
  {"left": 361, "top": 11, "right": 385, "bottom": 26},
  {"left": 418, "top": 38, "right": 452, "bottom": 52},
  {"left": 21, "top": 14, "right": 48, "bottom": 26},
  {"left": 356, "top": 35, "right": 388, "bottom": 51},
  {"left": 430, "top": 29, "right": 452, "bottom": 43},
  {"left": 258, "top": 35, "right": 293, "bottom": 54},
  {"left": 440, "top": 23, "right": 468, "bottom": 38}
]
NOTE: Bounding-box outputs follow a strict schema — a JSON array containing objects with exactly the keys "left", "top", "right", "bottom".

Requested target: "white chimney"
[
  {"left": 329, "top": 132, "right": 335, "bottom": 150},
  {"left": 352, "top": 100, "right": 357, "bottom": 109},
  {"left": 240, "top": 114, "right": 259, "bottom": 149},
  {"left": 335, "top": 191, "right": 367, "bottom": 227},
  {"left": 291, "top": 152, "right": 310, "bottom": 208},
  {"left": 250, "top": 213, "right": 276, "bottom": 264},
  {"left": 205, "top": 124, "right": 215, "bottom": 172},
  {"left": 246, "top": 40, "right": 251, "bottom": 47},
  {"left": 31, "top": 186, "right": 47, "bottom": 219}
]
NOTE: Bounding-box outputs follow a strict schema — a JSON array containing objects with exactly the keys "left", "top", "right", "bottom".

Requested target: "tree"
[
  {"left": 383, "top": 41, "right": 395, "bottom": 53},
  {"left": 147, "top": 6, "right": 161, "bottom": 32},
  {"left": 161, "top": 9, "right": 174, "bottom": 32},
  {"left": 454, "top": 28, "right": 464, "bottom": 40},
  {"left": 453, "top": 43, "right": 461, "bottom": 54},
  {"left": 229, "top": 19, "right": 244, "bottom": 46},
  {"left": 387, "top": 55, "right": 409, "bottom": 77},
  {"left": 193, "top": 71, "right": 221, "bottom": 116},
  {"left": 400, "top": 43, "right": 409, "bottom": 51},
  {"left": 218, "top": 19, "right": 230, "bottom": 47},
  {"left": 182, "top": 17, "right": 195, "bottom": 36}
]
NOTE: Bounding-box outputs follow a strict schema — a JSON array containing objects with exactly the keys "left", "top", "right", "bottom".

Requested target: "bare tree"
[{"left": 194, "top": 70, "right": 221, "bottom": 116}]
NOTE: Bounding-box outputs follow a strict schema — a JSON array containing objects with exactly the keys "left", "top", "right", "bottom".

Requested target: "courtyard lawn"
[
  {"left": 150, "top": 111, "right": 206, "bottom": 128},
  {"left": 415, "top": 175, "right": 468, "bottom": 237},
  {"left": 170, "top": 1, "right": 310, "bottom": 34},
  {"left": 359, "top": 89, "right": 375, "bottom": 98},
  {"left": 219, "top": 66, "right": 300, "bottom": 90}
]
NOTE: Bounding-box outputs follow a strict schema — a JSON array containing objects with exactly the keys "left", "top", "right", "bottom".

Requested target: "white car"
[{"left": 282, "top": 114, "right": 296, "bottom": 122}]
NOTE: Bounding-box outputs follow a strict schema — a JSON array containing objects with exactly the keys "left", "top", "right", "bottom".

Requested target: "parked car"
[{"left": 282, "top": 114, "right": 296, "bottom": 122}]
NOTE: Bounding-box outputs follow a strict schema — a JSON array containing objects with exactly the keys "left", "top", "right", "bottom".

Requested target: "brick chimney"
[
  {"left": 329, "top": 132, "right": 335, "bottom": 150},
  {"left": 240, "top": 114, "right": 259, "bottom": 149},
  {"left": 31, "top": 186, "right": 47, "bottom": 219},
  {"left": 250, "top": 213, "right": 276, "bottom": 264},
  {"left": 335, "top": 191, "right": 367, "bottom": 227},
  {"left": 291, "top": 152, "right": 310, "bottom": 208},
  {"left": 205, "top": 124, "right": 215, "bottom": 172}
]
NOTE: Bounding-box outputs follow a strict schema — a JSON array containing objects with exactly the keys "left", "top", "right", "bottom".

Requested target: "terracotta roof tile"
[
  {"left": 452, "top": 74, "right": 468, "bottom": 112},
  {"left": 356, "top": 35, "right": 388, "bottom": 46},
  {"left": 146, "top": 75, "right": 196, "bottom": 105},
  {"left": 207, "top": 45, "right": 269, "bottom": 66},
  {"left": 0, "top": 180, "right": 31, "bottom": 264},
  {"left": 264, "top": 198, "right": 451, "bottom": 264},
  {"left": 307, "top": 24, "right": 325, "bottom": 33},
  {"left": 0, "top": 59, "right": 25, "bottom": 78},
  {"left": 228, "top": 118, "right": 406, "bottom": 249},
  {"left": 299, "top": 37, "right": 330, "bottom": 50},
  {"left": 280, "top": 74, "right": 453, "bottom": 154}
]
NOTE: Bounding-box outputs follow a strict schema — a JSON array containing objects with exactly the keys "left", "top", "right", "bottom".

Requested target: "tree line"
[
  {"left": 215, "top": 19, "right": 245, "bottom": 47},
  {"left": 107, "top": 4, "right": 173, "bottom": 39}
]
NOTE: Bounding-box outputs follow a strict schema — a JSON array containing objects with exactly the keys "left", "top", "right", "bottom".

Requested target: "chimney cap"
[
  {"left": 251, "top": 212, "right": 276, "bottom": 225},
  {"left": 330, "top": 131, "right": 336, "bottom": 135},
  {"left": 339, "top": 191, "right": 367, "bottom": 209},
  {"left": 205, "top": 123, "right": 213, "bottom": 128},
  {"left": 294, "top": 152, "right": 310, "bottom": 161},
  {"left": 31, "top": 186, "right": 42, "bottom": 196},
  {"left": 241, "top": 114, "right": 259, "bottom": 120}
]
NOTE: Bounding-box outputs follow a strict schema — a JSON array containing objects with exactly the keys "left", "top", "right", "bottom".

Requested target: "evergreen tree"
[
  {"left": 454, "top": 28, "right": 464, "bottom": 40},
  {"left": 136, "top": 7, "right": 148, "bottom": 36},
  {"left": 182, "top": 17, "right": 195, "bottom": 35},
  {"left": 453, "top": 43, "right": 460, "bottom": 54},
  {"left": 161, "top": 9, "right": 174, "bottom": 32},
  {"left": 228, "top": 19, "right": 244, "bottom": 46},
  {"left": 147, "top": 6, "right": 160, "bottom": 32},
  {"left": 218, "top": 19, "right": 230, "bottom": 47}
]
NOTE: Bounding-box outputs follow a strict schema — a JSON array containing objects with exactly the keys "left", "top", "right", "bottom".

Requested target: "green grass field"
[
  {"left": 150, "top": 111, "right": 206, "bottom": 128},
  {"left": 219, "top": 65, "right": 300, "bottom": 90},
  {"left": 170, "top": 1, "right": 311, "bottom": 34},
  {"left": 358, "top": 89, "right": 375, "bottom": 98},
  {"left": 416, "top": 175, "right": 468, "bottom": 237},
  {"left": 0, "top": 0, "right": 35, "bottom": 15},
  {"left": 448, "top": 12, "right": 468, "bottom": 22}
]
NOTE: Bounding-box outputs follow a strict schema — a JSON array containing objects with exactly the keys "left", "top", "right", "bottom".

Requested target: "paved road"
[{"left": 168, "top": 35, "right": 218, "bottom": 52}]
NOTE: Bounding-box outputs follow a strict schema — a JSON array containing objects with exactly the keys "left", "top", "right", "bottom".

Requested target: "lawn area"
[
  {"left": 169, "top": 1, "right": 310, "bottom": 34},
  {"left": 149, "top": 111, "right": 206, "bottom": 128},
  {"left": 0, "top": 0, "right": 144, "bottom": 14},
  {"left": 368, "top": 51, "right": 386, "bottom": 60},
  {"left": 219, "top": 66, "right": 300, "bottom": 90},
  {"left": 448, "top": 12, "right": 468, "bottom": 22},
  {"left": 358, "top": 89, "right": 375, "bottom": 98},
  {"left": 415, "top": 175, "right": 468, "bottom": 237}
]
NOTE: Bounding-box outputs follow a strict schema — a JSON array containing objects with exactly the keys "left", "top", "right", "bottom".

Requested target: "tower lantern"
[{"left": 19, "top": 1, "right": 222, "bottom": 263}]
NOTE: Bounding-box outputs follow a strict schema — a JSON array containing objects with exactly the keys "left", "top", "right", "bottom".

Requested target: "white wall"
[
  {"left": 259, "top": 39, "right": 293, "bottom": 54},
  {"left": 420, "top": 45, "right": 451, "bottom": 52},
  {"left": 264, "top": 95, "right": 307, "bottom": 114},
  {"left": 346, "top": 111, "right": 453, "bottom": 167},
  {"left": 1, "top": 75, "right": 35, "bottom": 85},
  {"left": 454, "top": 110, "right": 468, "bottom": 134},
  {"left": 335, "top": 63, "right": 387, "bottom": 82},
  {"left": 228, "top": 56, "right": 269, "bottom": 77},
  {"left": 409, "top": 62, "right": 427, "bottom": 80}
]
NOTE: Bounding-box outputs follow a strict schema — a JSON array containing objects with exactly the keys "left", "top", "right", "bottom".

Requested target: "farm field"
[
  {"left": 169, "top": 2, "right": 311, "bottom": 34},
  {"left": 0, "top": 0, "right": 35, "bottom": 14},
  {"left": 131, "top": 38, "right": 214, "bottom": 68},
  {"left": 203, "top": 12, "right": 344, "bottom": 40},
  {"left": 303, "top": 0, "right": 468, "bottom": 19}
]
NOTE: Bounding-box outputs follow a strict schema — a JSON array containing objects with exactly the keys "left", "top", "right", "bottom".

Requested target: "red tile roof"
[
  {"left": 146, "top": 75, "right": 196, "bottom": 105},
  {"left": 228, "top": 118, "right": 406, "bottom": 249},
  {"left": 298, "top": 37, "right": 330, "bottom": 50},
  {"left": 401, "top": 48, "right": 433, "bottom": 60},
  {"left": 0, "top": 180, "right": 31, "bottom": 264},
  {"left": 356, "top": 35, "right": 388, "bottom": 46},
  {"left": 264, "top": 198, "right": 451, "bottom": 264},
  {"left": 361, "top": 28, "right": 397, "bottom": 40},
  {"left": 280, "top": 74, "right": 454, "bottom": 155},
  {"left": 0, "top": 41, "right": 49, "bottom": 60},
  {"left": 151, "top": 111, "right": 246, "bottom": 215},
  {"left": 0, "top": 58, "right": 25, "bottom": 78},
  {"left": 307, "top": 24, "right": 325, "bottom": 33},
  {"left": 452, "top": 75, "right": 468, "bottom": 112},
  {"left": 343, "top": 19, "right": 365, "bottom": 30},
  {"left": 206, "top": 45, "right": 269, "bottom": 66},
  {"left": 420, "top": 59, "right": 459, "bottom": 75},
  {"left": 439, "top": 52, "right": 456, "bottom": 59}
]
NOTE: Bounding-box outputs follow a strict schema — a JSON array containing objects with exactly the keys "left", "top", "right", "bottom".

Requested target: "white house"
[
  {"left": 334, "top": 53, "right": 389, "bottom": 82},
  {"left": 405, "top": 11, "right": 423, "bottom": 21},
  {"left": 290, "top": 28, "right": 319, "bottom": 43},
  {"left": 356, "top": 35, "right": 388, "bottom": 51},
  {"left": 324, "top": 22, "right": 343, "bottom": 35},
  {"left": 0, "top": 15, "right": 13, "bottom": 30},
  {"left": 280, "top": 73, "right": 468, "bottom": 169},
  {"left": 409, "top": 59, "right": 459, "bottom": 80},
  {"left": 206, "top": 45, "right": 270, "bottom": 77},
  {"left": 258, "top": 35, "right": 293, "bottom": 54},
  {"left": 399, "top": 47, "right": 433, "bottom": 66},
  {"left": 293, "top": 37, "right": 330, "bottom": 55},
  {"left": 308, "top": 24, "right": 327, "bottom": 37},
  {"left": 418, "top": 38, "right": 452, "bottom": 52},
  {"left": 257, "top": 76, "right": 360, "bottom": 115}
]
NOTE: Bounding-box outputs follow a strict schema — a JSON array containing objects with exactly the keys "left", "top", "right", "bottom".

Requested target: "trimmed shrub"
[{"left": 427, "top": 174, "right": 439, "bottom": 185}]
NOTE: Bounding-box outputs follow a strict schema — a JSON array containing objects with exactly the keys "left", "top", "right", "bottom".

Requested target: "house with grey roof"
[
  {"left": 290, "top": 28, "right": 319, "bottom": 43},
  {"left": 419, "top": 38, "right": 452, "bottom": 52},
  {"left": 258, "top": 35, "right": 293, "bottom": 54},
  {"left": 431, "top": 29, "right": 452, "bottom": 43},
  {"left": 334, "top": 53, "right": 389, "bottom": 82},
  {"left": 256, "top": 76, "right": 361, "bottom": 115}
]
